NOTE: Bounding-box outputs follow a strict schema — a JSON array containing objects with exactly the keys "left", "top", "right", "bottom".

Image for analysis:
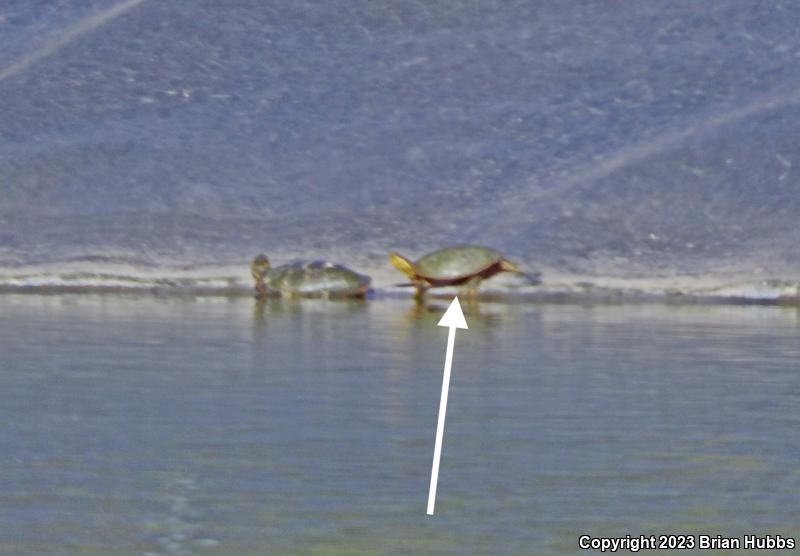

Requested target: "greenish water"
[{"left": 1, "top": 295, "right": 798, "bottom": 555}]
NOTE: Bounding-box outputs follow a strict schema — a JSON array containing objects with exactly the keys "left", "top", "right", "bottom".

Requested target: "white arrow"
[{"left": 427, "top": 296, "right": 468, "bottom": 515}]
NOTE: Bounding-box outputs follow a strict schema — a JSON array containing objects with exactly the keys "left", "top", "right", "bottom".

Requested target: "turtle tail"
[
  {"left": 499, "top": 259, "right": 523, "bottom": 273},
  {"left": 389, "top": 252, "right": 417, "bottom": 280}
]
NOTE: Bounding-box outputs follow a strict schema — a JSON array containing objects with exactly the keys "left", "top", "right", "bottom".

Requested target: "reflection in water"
[
  {"left": 0, "top": 295, "right": 799, "bottom": 555},
  {"left": 251, "top": 296, "right": 369, "bottom": 329},
  {"left": 395, "top": 297, "right": 520, "bottom": 329}
]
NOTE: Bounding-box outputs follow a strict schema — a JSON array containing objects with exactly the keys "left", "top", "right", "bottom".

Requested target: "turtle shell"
[
  {"left": 264, "top": 260, "right": 370, "bottom": 296},
  {"left": 414, "top": 246, "right": 507, "bottom": 281}
]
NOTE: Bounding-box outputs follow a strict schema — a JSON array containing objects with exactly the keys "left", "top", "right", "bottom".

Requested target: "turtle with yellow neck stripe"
[{"left": 389, "top": 245, "right": 523, "bottom": 298}]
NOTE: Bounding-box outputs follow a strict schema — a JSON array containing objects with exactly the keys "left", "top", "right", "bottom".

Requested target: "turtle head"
[
  {"left": 251, "top": 254, "right": 270, "bottom": 283},
  {"left": 389, "top": 252, "right": 417, "bottom": 280}
]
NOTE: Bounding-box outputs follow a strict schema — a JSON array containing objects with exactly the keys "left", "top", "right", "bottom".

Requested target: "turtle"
[
  {"left": 389, "top": 245, "right": 523, "bottom": 298},
  {"left": 250, "top": 254, "right": 371, "bottom": 298}
]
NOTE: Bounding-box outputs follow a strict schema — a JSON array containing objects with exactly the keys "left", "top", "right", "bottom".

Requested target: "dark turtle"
[
  {"left": 389, "top": 245, "right": 522, "bottom": 297},
  {"left": 250, "top": 255, "right": 371, "bottom": 298}
]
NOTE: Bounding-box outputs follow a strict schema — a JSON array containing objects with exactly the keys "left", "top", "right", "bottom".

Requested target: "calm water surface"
[{"left": 1, "top": 295, "right": 799, "bottom": 555}]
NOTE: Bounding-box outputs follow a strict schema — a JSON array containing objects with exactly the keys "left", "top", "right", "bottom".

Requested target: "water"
[
  {"left": 2, "top": 2, "right": 800, "bottom": 296},
  {"left": 3, "top": 4, "right": 800, "bottom": 552},
  {"left": 2, "top": 295, "right": 799, "bottom": 555}
]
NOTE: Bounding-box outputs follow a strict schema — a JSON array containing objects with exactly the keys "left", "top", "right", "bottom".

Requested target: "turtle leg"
[
  {"left": 461, "top": 276, "right": 483, "bottom": 297},
  {"left": 413, "top": 283, "right": 428, "bottom": 303}
]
